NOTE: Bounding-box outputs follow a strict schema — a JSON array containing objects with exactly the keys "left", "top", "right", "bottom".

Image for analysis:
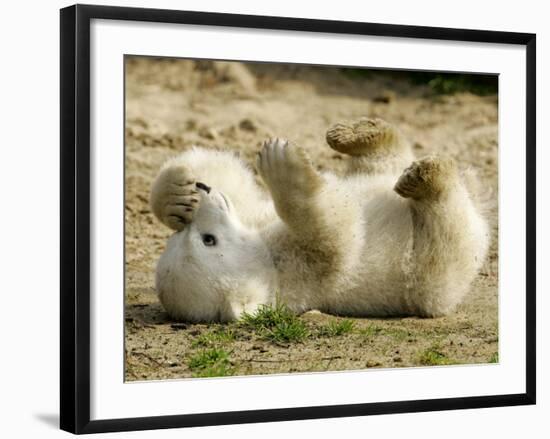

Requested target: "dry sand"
[{"left": 124, "top": 57, "right": 498, "bottom": 381}]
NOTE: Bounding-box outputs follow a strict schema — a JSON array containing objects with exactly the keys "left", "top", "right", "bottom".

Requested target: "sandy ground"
[{"left": 124, "top": 57, "right": 498, "bottom": 381}]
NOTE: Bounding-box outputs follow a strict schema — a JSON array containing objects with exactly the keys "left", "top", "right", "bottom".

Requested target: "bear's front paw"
[
  {"left": 394, "top": 156, "right": 457, "bottom": 200},
  {"left": 150, "top": 166, "right": 201, "bottom": 231},
  {"left": 257, "top": 137, "right": 321, "bottom": 197}
]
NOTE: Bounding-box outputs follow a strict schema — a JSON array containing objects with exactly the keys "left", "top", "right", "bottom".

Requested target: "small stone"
[
  {"left": 185, "top": 119, "right": 198, "bottom": 130},
  {"left": 373, "top": 90, "right": 395, "bottom": 103},
  {"left": 252, "top": 344, "right": 268, "bottom": 353},
  {"left": 198, "top": 127, "right": 217, "bottom": 140},
  {"left": 239, "top": 118, "right": 257, "bottom": 132},
  {"left": 221, "top": 125, "right": 238, "bottom": 138}
]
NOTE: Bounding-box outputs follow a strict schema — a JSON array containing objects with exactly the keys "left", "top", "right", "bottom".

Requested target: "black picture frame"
[{"left": 60, "top": 4, "right": 536, "bottom": 434}]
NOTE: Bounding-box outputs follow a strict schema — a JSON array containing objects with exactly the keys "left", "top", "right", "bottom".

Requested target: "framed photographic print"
[{"left": 60, "top": 4, "right": 536, "bottom": 434}]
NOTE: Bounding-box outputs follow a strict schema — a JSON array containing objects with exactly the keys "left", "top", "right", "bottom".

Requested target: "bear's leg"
[
  {"left": 326, "top": 117, "right": 414, "bottom": 175},
  {"left": 257, "top": 138, "right": 364, "bottom": 281},
  {"left": 394, "top": 156, "right": 489, "bottom": 316},
  {"left": 257, "top": 138, "right": 323, "bottom": 223},
  {"left": 151, "top": 148, "right": 268, "bottom": 231}
]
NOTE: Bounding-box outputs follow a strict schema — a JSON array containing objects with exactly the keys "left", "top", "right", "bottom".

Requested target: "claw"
[{"left": 195, "top": 182, "right": 211, "bottom": 193}]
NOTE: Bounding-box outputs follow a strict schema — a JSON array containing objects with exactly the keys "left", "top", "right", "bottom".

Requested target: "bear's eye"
[{"left": 201, "top": 234, "right": 217, "bottom": 247}]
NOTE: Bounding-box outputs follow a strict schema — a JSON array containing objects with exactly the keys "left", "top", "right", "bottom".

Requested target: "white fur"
[{"left": 152, "top": 141, "right": 489, "bottom": 322}]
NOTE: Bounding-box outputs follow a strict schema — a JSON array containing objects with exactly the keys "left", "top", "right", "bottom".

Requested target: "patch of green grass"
[
  {"left": 265, "top": 320, "right": 309, "bottom": 343},
  {"left": 383, "top": 327, "right": 411, "bottom": 341},
  {"left": 318, "top": 319, "right": 355, "bottom": 337},
  {"left": 359, "top": 324, "right": 384, "bottom": 337},
  {"left": 188, "top": 348, "right": 233, "bottom": 378},
  {"left": 341, "top": 68, "right": 374, "bottom": 80},
  {"left": 240, "top": 303, "right": 309, "bottom": 343},
  {"left": 240, "top": 303, "right": 296, "bottom": 329},
  {"left": 340, "top": 67, "right": 497, "bottom": 96},
  {"left": 488, "top": 352, "right": 499, "bottom": 363},
  {"left": 191, "top": 328, "right": 235, "bottom": 348},
  {"left": 423, "top": 74, "right": 497, "bottom": 96},
  {"left": 418, "top": 344, "right": 453, "bottom": 366}
]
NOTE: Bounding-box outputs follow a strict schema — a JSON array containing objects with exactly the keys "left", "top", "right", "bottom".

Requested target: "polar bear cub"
[{"left": 151, "top": 118, "right": 490, "bottom": 322}]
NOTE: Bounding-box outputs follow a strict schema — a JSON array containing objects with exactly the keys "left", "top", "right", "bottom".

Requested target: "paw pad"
[
  {"left": 326, "top": 117, "right": 400, "bottom": 156},
  {"left": 394, "top": 156, "right": 457, "bottom": 200},
  {"left": 151, "top": 166, "right": 201, "bottom": 231}
]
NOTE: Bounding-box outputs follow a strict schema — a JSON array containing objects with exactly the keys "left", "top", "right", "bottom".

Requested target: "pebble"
[
  {"left": 251, "top": 344, "right": 268, "bottom": 353},
  {"left": 239, "top": 118, "right": 257, "bottom": 132},
  {"left": 373, "top": 90, "right": 396, "bottom": 103},
  {"left": 198, "top": 127, "right": 218, "bottom": 140}
]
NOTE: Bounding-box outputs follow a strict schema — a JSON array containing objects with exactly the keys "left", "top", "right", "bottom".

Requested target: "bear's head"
[{"left": 155, "top": 184, "right": 275, "bottom": 322}]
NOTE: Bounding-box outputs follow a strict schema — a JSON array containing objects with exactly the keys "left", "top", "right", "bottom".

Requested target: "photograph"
[{"left": 124, "top": 56, "right": 499, "bottom": 381}]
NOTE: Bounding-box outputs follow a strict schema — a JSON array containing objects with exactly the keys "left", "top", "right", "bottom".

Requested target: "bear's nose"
[{"left": 195, "top": 182, "right": 211, "bottom": 194}]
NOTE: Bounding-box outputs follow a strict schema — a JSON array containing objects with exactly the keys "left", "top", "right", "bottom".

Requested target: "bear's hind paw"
[{"left": 394, "top": 156, "right": 457, "bottom": 200}]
